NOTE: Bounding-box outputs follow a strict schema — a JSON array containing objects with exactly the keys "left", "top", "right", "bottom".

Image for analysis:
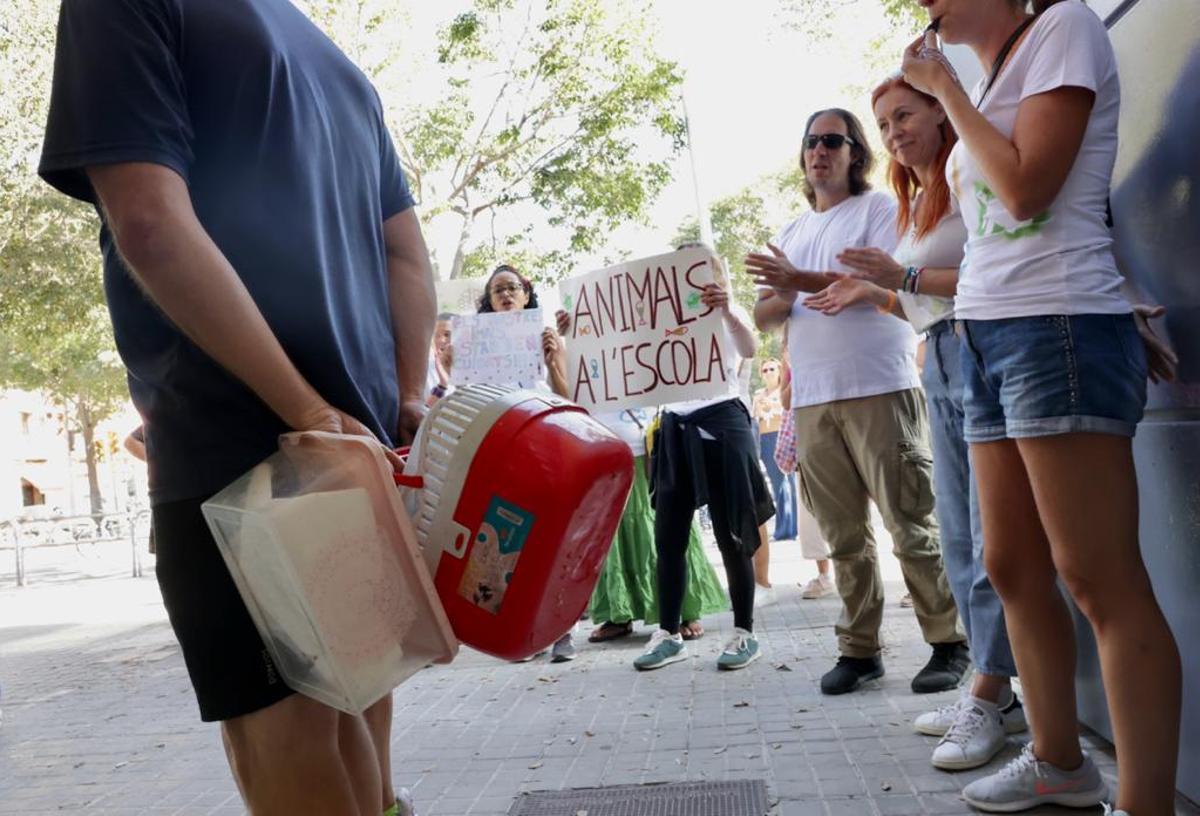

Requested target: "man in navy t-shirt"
[{"left": 39, "top": 0, "right": 434, "bottom": 812}]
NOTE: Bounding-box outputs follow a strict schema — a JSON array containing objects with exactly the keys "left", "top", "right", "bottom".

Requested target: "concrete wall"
[{"left": 1073, "top": 0, "right": 1200, "bottom": 802}]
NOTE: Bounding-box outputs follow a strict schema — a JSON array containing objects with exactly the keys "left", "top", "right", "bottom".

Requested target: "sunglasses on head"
[{"left": 804, "top": 133, "right": 855, "bottom": 150}]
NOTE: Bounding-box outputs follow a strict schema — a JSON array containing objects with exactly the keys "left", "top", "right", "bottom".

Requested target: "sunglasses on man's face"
[{"left": 804, "top": 133, "right": 855, "bottom": 151}]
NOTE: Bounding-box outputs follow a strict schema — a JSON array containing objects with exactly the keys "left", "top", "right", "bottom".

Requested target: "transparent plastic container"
[{"left": 202, "top": 432, "right": 458, "bottom": 715}]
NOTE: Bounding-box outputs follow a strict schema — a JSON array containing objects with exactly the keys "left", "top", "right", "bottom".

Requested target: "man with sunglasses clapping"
[{"left": 748, "top": 109, "right": 965, "bottom": 698}]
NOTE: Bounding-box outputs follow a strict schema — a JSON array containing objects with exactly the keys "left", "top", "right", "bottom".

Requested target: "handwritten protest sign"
[
  {"left": 450, "top": 308, "right": 545, "bottom": 387},
  {"left": 559, "top": 248, "right": 732, "bottom": 411}
]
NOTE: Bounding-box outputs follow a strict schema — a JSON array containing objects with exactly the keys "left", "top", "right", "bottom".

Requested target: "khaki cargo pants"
[{"left": 794, "top": 387, "right": 964, "bottom": 658}]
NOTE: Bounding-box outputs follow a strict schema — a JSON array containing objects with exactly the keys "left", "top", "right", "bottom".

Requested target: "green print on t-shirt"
[{"left": 974, "top": 181, "right": 1050, "bottom": 240}]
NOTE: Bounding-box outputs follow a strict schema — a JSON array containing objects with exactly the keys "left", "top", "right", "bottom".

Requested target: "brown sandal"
[
  {"left": 680, "top": 621, "right": 705, "bottom": 641},
  {"left": 588, "top": 621, "right": 633, "bottom": 643}
]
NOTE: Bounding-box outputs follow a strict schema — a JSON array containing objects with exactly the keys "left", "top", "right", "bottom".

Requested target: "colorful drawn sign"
[
  {"left": 449, "top": 308, "right": 545, "bottom": 387},
  {"left": 558, "top": 248, "right": 732, "bottom": 411}
]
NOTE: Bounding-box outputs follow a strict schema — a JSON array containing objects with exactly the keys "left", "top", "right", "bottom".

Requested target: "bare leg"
[
  {"left": 221, "top": 693, "right": 381, "bottom": 816},
  {"left": 339, "top": 712, "right": 384, "bottom": 816},
  {"left": 816, "top": 558, "right": 830, "bottom": 576},
  {"left": 1018, "top": 434, "right": 1180, "bottom": 814},
  {"left": 754, "top": 525, "right": 771, "bottom": 588},
  {"left": 970, "top": 672, "right": 1009, "bottom": 704},
  {"left": 973, "top": 440, "right": 1082, "bottom": 770},
  {"left": 362, "top": 694, "right": 396, "bottom": 810}
]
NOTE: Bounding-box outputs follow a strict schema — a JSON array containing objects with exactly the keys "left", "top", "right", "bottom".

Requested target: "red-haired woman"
[
  {"left": 803, "top": 76, "right": 1025, "bottom": 775},
  {"left": 900, "top": 1, "right": 1180, "bottom": 813}
]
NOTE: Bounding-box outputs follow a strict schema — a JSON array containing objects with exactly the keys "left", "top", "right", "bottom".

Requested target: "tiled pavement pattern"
[{"left": 2, "top": 538, "right": 1197, "bottom": 816}]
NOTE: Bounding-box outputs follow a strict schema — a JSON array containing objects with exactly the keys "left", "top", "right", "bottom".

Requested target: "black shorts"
[{"left": 153, "top": 496, "right": 295, "bottom": 722}]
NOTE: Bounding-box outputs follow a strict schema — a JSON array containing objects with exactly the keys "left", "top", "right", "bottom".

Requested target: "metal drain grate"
[{"left": 506, "top": 779, "right": 769, "bottom": 815}]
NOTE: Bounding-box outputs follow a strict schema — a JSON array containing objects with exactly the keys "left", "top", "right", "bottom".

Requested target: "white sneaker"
[
  {"left": 915, "top": 687, "right": 1027, "bottom": 737},
  {"left": 800, "top": 574, "right": 835, "bottom": 599},
  {"left": 914, "top": 694, "right": 966, "bottom": 736},
  {"left": 395, "top": 788, "right": 418, "bottom": 816},
  {"left": 962, "top": 743, "right": 1106, "bottom": 812},
  {"left": 931, "top": 696, "right": 1006, "bottom": 770},
  {"left": 1102, "top": 806, "right": 1130, "bottom": 816},
  {"left": 550, "top": 630, "right": 577, "bottom": 663}
]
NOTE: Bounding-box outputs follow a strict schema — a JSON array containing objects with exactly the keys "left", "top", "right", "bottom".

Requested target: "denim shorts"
[{"left": 958, "top": 314, "right": 1147, "bottom": 443}]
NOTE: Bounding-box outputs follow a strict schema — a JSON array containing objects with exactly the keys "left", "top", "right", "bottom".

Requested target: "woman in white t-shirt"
[
  {"left": 902, "top": 2, "right": 1180, "bottom": 813},
  {"left": 804, "top": 75, "right": 1026, "bottom": 775}
]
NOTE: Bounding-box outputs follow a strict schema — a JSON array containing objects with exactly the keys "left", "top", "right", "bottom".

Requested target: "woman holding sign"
[
  {"left": 476, "top": 264, "right": 571, "bottom": 399},
  {"left": 476, "top": 263, "right": 578, "bottom": 662},
  {"left": 634, "top": 249, "right": 774, "bottom": 673}
]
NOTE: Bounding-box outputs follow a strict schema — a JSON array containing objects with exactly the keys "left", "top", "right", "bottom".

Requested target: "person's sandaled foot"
[
  {"left": 588, "top": 621, "right": 633, "bottom": 643},
  {"left": 680, "top": 621, "right": 705, "bottom": 641}
]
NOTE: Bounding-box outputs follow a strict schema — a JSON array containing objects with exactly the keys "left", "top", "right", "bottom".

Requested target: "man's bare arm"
[
  {"left": 88, "top": 162, "right": 334, "bottom": 430},
  {"left": 383, "top": 209, "right": 436, "bottom": 442}
]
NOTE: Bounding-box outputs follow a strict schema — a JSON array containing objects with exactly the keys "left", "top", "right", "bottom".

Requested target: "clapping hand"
[
  {"left": 803, "top": 276, "right": 882, "bottom": 316},
  {"left": 746, "top": 243, "right": 839, "bottom": 294},
  {"left": 836, "top": 247, "right": 906, "bottom": 290}
]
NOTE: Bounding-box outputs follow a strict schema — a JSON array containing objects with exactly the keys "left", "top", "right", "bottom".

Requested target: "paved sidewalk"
[{"left": 1, "top": 538, "right": 1196, "bottom": 816}]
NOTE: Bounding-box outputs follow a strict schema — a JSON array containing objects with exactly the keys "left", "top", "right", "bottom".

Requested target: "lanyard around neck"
[{"left": 978, "top": 14, "right": 1038, "bottom": 107}]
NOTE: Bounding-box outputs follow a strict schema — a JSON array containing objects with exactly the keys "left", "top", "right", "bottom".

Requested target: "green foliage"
[
  {"left": 673, "top": 188, "right": 774, "bottom": 313},
  {"left": 779, "top": 0, "right": 923, "bottom": 41},
  {"left": 391, "top": 0, "right": 685, "bottom": 278},
  {"left": 1, "top": 1, "right": 128, "bottom": 514}
]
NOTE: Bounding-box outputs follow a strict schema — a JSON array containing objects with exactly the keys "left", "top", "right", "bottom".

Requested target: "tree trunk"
[
  {"left": 448, "top": 211, "right": 475, "bottom": 280},
  {"left": 78, "top": 401, "right": 103, "bottom": 517}
]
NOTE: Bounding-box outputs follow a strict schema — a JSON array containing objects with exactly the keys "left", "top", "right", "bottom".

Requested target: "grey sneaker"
[
  {"left": 962, "top": 743, "right": 1106, "bottom": 812},
  {"left": 633, "top": 629, "right": 687, "bottom": 671},
  {"left": 550, "top": 630, "right": 577, "bottom": 663},
  {"left": 716, "top": 627, "right": 761, "bottom": 671},
  {"left": 931, "top": 697, "right": 1006, "bottom": 770}
]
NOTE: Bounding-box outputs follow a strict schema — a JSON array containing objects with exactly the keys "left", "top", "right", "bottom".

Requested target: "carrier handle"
[{"left": 391, "top": 446, "right": 424, "bottom": 489}]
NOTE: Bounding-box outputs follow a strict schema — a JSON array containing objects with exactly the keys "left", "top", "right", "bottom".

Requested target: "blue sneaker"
[
  {"left": 633, "top": 629, "right": 687, "bottom": 671},
  {"left": 717, "top": 628, "right": 761, "bottom": 671}
]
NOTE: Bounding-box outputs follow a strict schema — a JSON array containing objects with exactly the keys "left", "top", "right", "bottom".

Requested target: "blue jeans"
[
  {"left": 922, "top": 321, "right": 1018, "bottom": 677},
  {"left": 759, "top": 430, "right": 798, "bottom": 540}
]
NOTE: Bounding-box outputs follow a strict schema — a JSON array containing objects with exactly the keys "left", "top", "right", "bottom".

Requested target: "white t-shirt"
[
  {"left": 774, "top": 191, "right": 920, "bottom": 409},
  {"left": 895, "top": 200, "right": 967, "bottom": 333},
  {"left": 668, "top": 303, "right": 752, "bottom": 419},
  {"left": 592, "top": 409, "right": 650, "bottom": 457},
  {"left": 947, "top": 1, "right": 1130, "bottom": 319}
]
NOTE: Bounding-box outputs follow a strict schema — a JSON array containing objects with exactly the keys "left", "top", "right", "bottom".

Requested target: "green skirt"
[{"left": 588, "top": 456, "right": 728, "bottom": 625}]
